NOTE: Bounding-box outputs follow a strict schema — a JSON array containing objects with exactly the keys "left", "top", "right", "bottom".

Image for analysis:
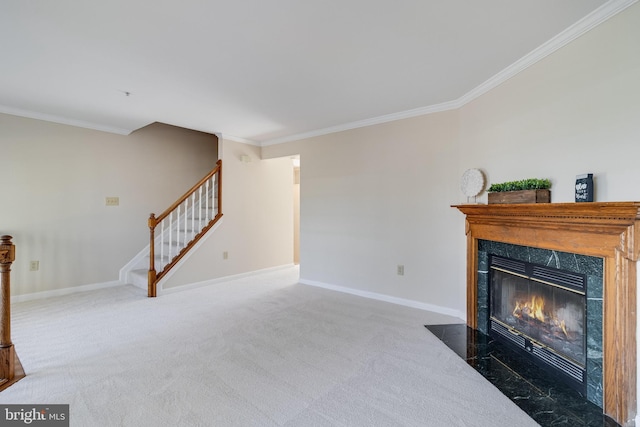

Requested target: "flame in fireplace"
[
  {"left": 557, "top": 319, "right": 568, "bottom": 336},
  {"left": 512, "top": 295, "right": 546, "bottom": 322},
  {"left": 512, "top": 294, "right": 569, "bottom": 338}
]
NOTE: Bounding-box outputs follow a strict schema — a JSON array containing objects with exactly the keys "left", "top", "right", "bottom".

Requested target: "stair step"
[{"left": 128, "top": 269, "right": 148, "bottom": 288}]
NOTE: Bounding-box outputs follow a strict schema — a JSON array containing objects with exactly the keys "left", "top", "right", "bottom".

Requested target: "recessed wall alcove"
[{"left": 454, "top": 202, "right": 639, "bottom": 426}]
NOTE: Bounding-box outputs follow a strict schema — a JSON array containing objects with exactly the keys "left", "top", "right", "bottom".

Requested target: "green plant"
[{"left": 487, "top": 178, "right": 551, "bottom": 192}]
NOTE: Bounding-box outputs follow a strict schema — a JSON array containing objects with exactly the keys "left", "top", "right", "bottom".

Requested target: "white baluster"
[
  {"left": 176, "top": 205, "right": 181, "bottom": 253},
  {"left": 213, "top": 175, "right": 218, "bottom": 216},
  {"left": 198, "top": 185, "right": 203, "bottom": 230},
  {"left": 160, "top": 219, "right": 165, "bottom": 267},
  {"left": 169, "top": 211, "right": 173, "bottom": 262},
  {"left": 204, "top": 180, "right": 209, "bottom": 223},
  {"left": 212, "top": 177, "right": 215, "bottom": 220},
  {"left": 184, "top": 199, "right": 188, "bottom": 246},
  {"left": 191, "top": 193, "right": 196, "bottom": 240}
]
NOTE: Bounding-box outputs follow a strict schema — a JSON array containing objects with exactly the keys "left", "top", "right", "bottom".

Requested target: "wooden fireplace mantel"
[{"left": 454, "top": 202, "right": 639, "bottom": 426}]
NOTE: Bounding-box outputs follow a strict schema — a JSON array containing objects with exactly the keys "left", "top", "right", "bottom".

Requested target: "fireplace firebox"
[{"left": 489, "top": 255, "right": 587, "bottom": 393}]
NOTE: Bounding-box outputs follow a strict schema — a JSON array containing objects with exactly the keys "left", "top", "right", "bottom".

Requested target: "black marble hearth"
[{"left": 425, "top": 323, "right": 620, "bottom": 427}]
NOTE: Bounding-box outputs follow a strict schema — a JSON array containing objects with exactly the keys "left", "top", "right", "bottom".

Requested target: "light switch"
[{"left": 105, "top": 197, "right": 119, "bottom": 206}]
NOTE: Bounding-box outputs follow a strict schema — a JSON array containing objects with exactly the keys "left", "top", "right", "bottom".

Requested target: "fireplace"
[
  {"left": 454, "top": 202, "right": 640, "bottom": 426},
  {"left": 489, "top": 255, "right": 587, "bottom": 393}
]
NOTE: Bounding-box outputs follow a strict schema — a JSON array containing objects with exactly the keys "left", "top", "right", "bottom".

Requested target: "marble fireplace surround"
[{"left": 454, "top": 202, "right": 639, "bottom": 426}]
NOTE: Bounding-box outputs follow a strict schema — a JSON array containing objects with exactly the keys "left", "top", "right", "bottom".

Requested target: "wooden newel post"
[
  {"left": 0, "top": 235, "right": 24, "bottom": 389},
  {"left": 0, "top": 236, "right": 15, "bottom": 349},
  {"left": 148, "top": 214, "right": 157, "bottom": 298}
]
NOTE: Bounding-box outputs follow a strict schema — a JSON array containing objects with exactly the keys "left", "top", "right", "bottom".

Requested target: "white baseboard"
[
  {"left": 159, "top": 263, "right": 297, "bottom": 295},
  {"left": 299, "top": 278, "right": 466, "bottom": 321},
  {"left": 11, "top": 280, "right": 123, "bottom": 303}
]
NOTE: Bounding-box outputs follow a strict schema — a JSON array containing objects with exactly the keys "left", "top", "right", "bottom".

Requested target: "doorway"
[{"left": 293, "top": 157, "right": 300, "bottom": 265}]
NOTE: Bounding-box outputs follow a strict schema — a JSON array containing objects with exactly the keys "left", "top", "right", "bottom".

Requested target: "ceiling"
[{"left": 1, "top": 0, "right": 626, "bottom": 145}]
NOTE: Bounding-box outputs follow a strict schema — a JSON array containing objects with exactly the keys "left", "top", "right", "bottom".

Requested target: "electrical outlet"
[
  {"left": 223, "top": 251, "right": 228, "bottom": 260},
  {"left": 105, "top": 197, "right": 119, "bottom": 206},
  {"left": 397, "top": 265, "right": 404, "bottom": 276},
  {"left": 30, "top": 260, "right": 39, "bottom": 271}
]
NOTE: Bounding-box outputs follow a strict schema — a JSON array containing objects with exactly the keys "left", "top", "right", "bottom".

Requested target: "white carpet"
[{"left": 0, "top": 267, "right": 539, "bottom": 426}]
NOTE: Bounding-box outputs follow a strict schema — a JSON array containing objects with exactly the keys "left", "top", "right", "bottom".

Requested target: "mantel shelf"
[{"left": 453, "top": 201, "right": 640, "bottom": 222}]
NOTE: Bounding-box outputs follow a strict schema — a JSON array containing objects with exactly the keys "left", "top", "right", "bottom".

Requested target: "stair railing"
[{"left": 147, "top": 160, "right": 222, "bottom": 297}]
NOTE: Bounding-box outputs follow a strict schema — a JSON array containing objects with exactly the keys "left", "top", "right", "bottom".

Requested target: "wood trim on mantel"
[{"left": 453, "top": 202, "right": 639, "bottom": 426}]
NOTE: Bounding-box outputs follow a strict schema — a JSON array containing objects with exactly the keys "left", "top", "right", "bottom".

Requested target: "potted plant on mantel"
[{"left": 487, "top": 178, "right": 551, "bottom": 204}]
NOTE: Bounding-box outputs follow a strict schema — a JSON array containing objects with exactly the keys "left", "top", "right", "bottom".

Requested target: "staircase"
[{"left": 121, "top": 160, "right": 223, "bottom": 296}]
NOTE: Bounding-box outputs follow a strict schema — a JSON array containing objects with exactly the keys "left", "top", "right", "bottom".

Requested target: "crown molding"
[
  {"left": 261, "top": 0, "right": 637, "bottom": 147},
  {"left": 0, "top": 104, "right": 134, "bottom": 135},
  {"left": 217, "top": 133, "right": 261, "bottom": 146},
  {"left": 260, "top": 99, "right": 461, "bottom": 146}
]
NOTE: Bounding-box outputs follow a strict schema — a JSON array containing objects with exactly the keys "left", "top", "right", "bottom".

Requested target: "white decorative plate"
[{"left": 461, "top": 168, "right": 485, "bottom": 197}]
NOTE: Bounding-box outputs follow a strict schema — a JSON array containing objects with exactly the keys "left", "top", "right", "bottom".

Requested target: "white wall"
[
  {"left": 458, "top": 3, "right": 640, "bottom": 203},
  {"left": 162, "top": 137, "right": 294, "bottom": 288},
  {"left": 2, "top": 116, "right": 218, "bottom": 296},
  {"left": 263, "top": 111, "right": 466, "bottom": 315}
]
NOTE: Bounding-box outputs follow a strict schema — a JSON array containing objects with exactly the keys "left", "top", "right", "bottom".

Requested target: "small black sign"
[{"left": 575, "top": 173, "right": 593, "bottom": 202}]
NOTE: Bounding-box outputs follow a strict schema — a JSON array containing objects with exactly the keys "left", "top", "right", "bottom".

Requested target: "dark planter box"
[{"left": 488, "top": 189, "right": 551, "bottom": 204}]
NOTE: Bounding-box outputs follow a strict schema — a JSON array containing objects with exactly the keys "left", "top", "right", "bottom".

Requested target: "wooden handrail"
[
  {"left": 0, "top": 235, "right": 25, "bottom": 390},
  {"left": 151, "top": 160, "right": 222, "bottom": 226},
  {"left": 148, "top": 160, "right": 223, "bottom": 297}
]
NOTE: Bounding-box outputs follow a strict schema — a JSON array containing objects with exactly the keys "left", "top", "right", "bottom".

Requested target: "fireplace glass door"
[
  {"left": 491, "top": 270, "right": 586, "bottom": 366},
  {"left": 489, "top": 256, "right": 587, "bottom": 391}
]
